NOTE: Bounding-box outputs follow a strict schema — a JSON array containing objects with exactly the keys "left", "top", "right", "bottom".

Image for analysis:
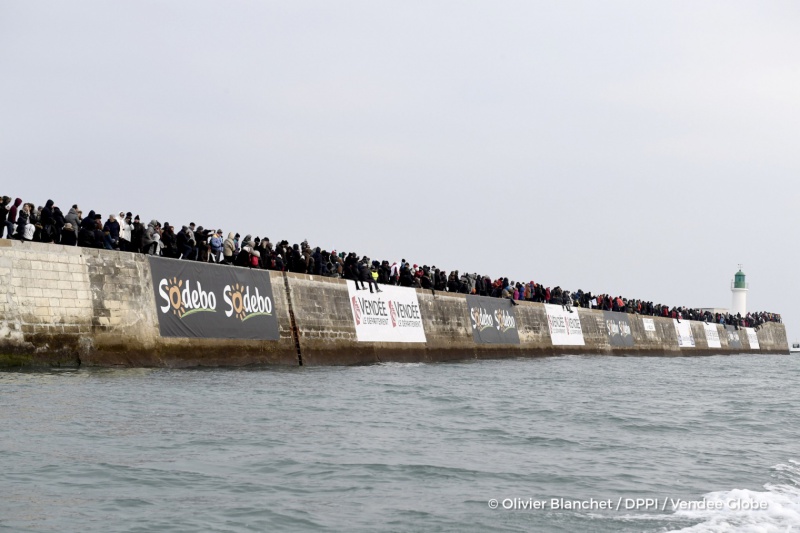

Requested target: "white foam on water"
[
  {"left": 376, "top": 362, "right": 427, "bottom": 368},
  {"left": 666, "top": 460, "right": 800, "bottom": 533}
]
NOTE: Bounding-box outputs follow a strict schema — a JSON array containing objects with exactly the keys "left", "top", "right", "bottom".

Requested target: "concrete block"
[
  {"left": 61, "top": 290, "right": 78, "bottom": 300},
  {"left": 34, "top": 307, "right": 51, "bottom": 317}
]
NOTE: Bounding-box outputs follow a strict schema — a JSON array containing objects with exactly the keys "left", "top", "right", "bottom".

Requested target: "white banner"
[
  {"left": 642, "top": 318, "right": 656, "bottom": 332},
  {"left": 544, "top": 304, "right": 585, "bottom": 346},
  {"left": 745, "top": 327, "right": 760, "bottom": 350},
  {"left": 674, "top": 319, "right": 695, "bottom": 348},
  {"left": 346, "top": 281, "right": 426, "bottom": 343},
  {"left": 703, "top": 323, "right": 722, "bottom": 349}
]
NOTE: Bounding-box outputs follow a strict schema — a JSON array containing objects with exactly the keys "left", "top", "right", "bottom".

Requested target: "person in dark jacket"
[
  {"left": 51, "top": 206, "right": 65, "bottom": 244},
  {"left": 13, "top": 203, "right": 31, "bottom": 240},
  {"left": 234, "top": 245, "right": 252, "bottom": 267},
  {"left": 161, "top": 224, "right": 178, "bottom": 258},
  {"left": 60, "top": 223, "right": 77, "bottom": 246},
  {"left": 177, "top": 226, "right": 191, "bottom": 259},
  {"left": 358, "top": 260, "right": 382, "bottom": 293},
  {"left": 64, "top": 205, "right": 80, "bottom": 239},
  {"left": 103, "top": 214, "right": 120, "bottom": 249},
  {"left": 130, "top": 216, "right": 144, "bottom": 253},
  {"left": 92, "top": 220, "right": 105, "bottom": 249},
  {"left": 78, "top": 210, "right": 96, "bottom": 247},
  {"left": 6, "top": 198, "right": 22, "bottom": 238},
  {"left": 0, "top": 196, "right": 11, "bottom": 238}
]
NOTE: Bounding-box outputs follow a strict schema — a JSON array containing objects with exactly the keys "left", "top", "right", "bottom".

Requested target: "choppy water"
[{"left": 1, "top": 354, "right": 798, "bottom": 533}]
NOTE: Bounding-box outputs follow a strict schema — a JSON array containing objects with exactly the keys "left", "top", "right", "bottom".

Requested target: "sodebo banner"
[
  {"left": 346, "top": 281, "right": 426, "bottom": 343},
  {"left": 544, "top": 304, "right": 585, "bottom": 346},
  {"left": 148, "top": 257, "right": 280, "bottom": 340},
  {"left": 466, "top": 295, "right": 520, "bottom": 345}
]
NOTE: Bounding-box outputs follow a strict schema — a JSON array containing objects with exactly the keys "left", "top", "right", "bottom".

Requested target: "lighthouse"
[{"left": 730, "top": 265, "right": 748, "bottom": 316}]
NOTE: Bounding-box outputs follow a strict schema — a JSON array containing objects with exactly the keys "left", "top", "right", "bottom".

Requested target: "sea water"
[{"left": 1, "top": 354, "right": 798, "bottom": 532}]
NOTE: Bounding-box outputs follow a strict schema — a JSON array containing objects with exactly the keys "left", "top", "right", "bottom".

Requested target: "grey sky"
[{"left": 2, "top": 1, "right": 799, "bottom": 338}]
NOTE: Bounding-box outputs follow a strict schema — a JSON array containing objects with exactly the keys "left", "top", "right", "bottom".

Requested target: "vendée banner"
[
  {"left": 544, "top": 304, "right": 585, "bottom": 346},
  {"left": 745, "top": 327, "right": 760, "bottom": 350},
  {"left": 148, "top": 257, "right": 280, "bottom": 340},
  {"left": 703, "top": 323, "right": 722, "bottom": 349},
  {"left": 674, "top": 319, "right": 695, "bottom": 348},
  {"left": 346, "top": 281, "right": 426, "bottom": 343},
  {"left": 466, "top": 295, "right": 520, "bottom": 345}
]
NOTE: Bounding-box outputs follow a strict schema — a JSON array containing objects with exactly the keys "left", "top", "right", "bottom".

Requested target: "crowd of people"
[{"left": 0, "top": 195, "right": 782, "bottom": 330}]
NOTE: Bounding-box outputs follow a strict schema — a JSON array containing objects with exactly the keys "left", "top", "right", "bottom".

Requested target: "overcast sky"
[{"left": 2, "top": 1, "right": 799, "bottom": 339}]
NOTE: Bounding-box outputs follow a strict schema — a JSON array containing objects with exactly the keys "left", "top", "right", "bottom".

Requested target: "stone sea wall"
[{"left": 0, "top": 241, "right": 788, "bottom": 368}]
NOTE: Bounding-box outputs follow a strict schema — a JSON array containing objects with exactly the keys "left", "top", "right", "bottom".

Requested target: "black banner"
[
  {"left": 724, "top": 325, "right": 743, "bottom": 350},
  {"left": 148, "top": 257, "right": 280, "bottom": 340},
  {"left": 466, "top": 295, "right": 520, "bottom": 345},
  {"left": 603, "top": 311, "right": 634, "bottom": 347}
]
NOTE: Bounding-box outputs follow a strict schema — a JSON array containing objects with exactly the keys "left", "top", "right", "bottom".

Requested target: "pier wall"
[{"left": 0, "top": 241, "right": 788, "bottom": 368}]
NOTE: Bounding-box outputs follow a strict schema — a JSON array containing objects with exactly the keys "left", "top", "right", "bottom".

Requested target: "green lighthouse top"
[{"left": 734, "top": 266, "right": 746, "bottom": 289}]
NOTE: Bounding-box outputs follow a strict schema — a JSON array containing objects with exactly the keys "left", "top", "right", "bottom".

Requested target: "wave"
[{"left": 667, "top": 460, "right": 800, "bottom": 533}]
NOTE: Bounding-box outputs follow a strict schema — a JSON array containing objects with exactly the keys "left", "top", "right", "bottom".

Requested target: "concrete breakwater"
[{"left": 0, "top": 241, "right": 788, "bottom": 368}]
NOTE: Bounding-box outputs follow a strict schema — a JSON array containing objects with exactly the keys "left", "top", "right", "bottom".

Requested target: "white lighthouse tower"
[{"left": 730, "top": 265, "right": 748, "bottom": 316}]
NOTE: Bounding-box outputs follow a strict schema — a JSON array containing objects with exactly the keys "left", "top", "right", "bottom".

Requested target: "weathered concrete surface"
[
  {"left": 0, "top": 241, "right": 297, "bottom": 367},
  {"left": 0, "top": 241, "right": 789, "bottom": 368}
]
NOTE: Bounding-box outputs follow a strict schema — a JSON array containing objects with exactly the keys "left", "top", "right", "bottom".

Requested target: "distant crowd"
[{"left": 0, "top": 195, "right": 781, "bottom": 330}]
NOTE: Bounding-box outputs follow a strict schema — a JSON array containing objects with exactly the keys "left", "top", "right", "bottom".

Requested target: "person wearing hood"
[
  {"left": 51, "top": 205, "right": 65, "bottom": 244},
  {"left": 65, "top": 205, "right": 80, "bottom": 239},
  {"left": 36, "top": 200, "right": 54, "bottom": 243},
  {"left": 160, "top": 224, "right": 177, "bottom": 258},
  {"left": 195, "top": 226, "right": 210, "bottom": 262},
  {"left": 130, "top": 216, "right": 144, "bottom": 253},
  {"left": 142, "top": 219, "right": 160, "bottom": 255},
  {"left": 0, "top": 196, "right": 11, "bottom": 238},
  {"left": 257, "top": 239, "right": 272, "bottom": 269},
  {"left": 13, "top": 203, "right": 30, "bottom": 240},
  {"left": 222, "top": 232, "right": 235, "bottom": 264},
  {"left": 5, "top": 198, "right": 22, "bottom": 239},
  {"left": 176, "top": 226, "right": 191, "bottom": 259}
]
